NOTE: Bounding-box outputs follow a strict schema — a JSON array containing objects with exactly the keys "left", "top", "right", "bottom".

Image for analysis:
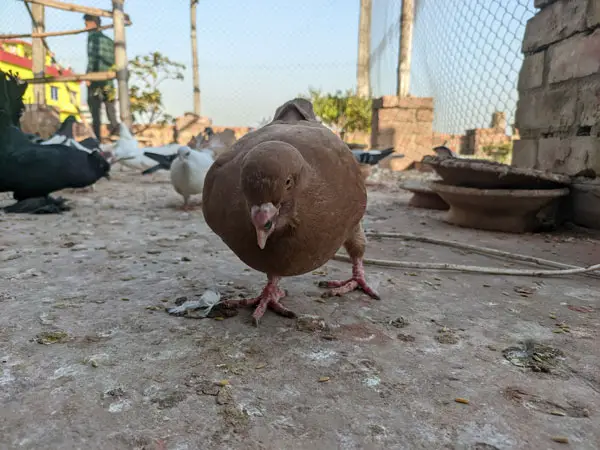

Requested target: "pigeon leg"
[
  {"left": 179, "top": 196, "right": 193, "bottom": 211},
  {"left": 223, "top": 276, "right": 296, "bottom": 325},
  {"left": 319, "top": 223, "right": 380, "bottom": 300}
]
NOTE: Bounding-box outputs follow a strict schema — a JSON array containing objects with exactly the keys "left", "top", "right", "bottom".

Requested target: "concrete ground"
[{"left": 1, "top": 169, "right": 599, "bottom": 450}]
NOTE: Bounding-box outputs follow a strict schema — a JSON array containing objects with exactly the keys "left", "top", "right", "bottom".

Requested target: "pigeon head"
[
  {"left": 88, "top": 150, "right": 111, "bottom": 179},
  {"left": 240, "top": 141, "right": 309, "bottom": 250},
  {"left": 177, "top": 146, "right": 192, "bottom": 160}
]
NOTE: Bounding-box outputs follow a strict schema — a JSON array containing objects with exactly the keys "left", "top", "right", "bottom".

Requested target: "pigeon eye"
[
  {"left": 285, "top": 177, "right": 293, "bottom": 189},
  {"left": 264, "top": 221, "right": 273, "bottom": 231}
]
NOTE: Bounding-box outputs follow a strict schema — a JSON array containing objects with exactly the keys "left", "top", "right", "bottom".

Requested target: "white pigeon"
[
  {"left": 169, "top": 146, "right": 214, "bottom": 210},
  {"left": 110, "top": 123, "right": 180, "bottom": 171}
]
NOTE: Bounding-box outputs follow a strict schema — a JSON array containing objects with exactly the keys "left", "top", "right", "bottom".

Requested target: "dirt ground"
[{"left": 1, "top": 168, "right": 599, "bottom": 450}]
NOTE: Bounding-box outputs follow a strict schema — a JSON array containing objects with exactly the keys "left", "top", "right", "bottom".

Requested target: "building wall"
[
  {"left": 512, "top": 0, "right": 600, "bottom": 175},
  {"left": 0, "top": 39, "right": 81, "bottom": 121}
]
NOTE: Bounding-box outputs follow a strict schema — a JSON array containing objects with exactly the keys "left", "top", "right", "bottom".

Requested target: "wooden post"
[
  {"left": 190, "top": 0, "right": 201, "bottom": 115},
  {"left": 356, "top": 0, "right": 372, "bottom": 98},
  {"left": 397, "top": 0, "right": 414, "bottom": 97},
  {"left": 31, "top": 3, "right": 46, "bottom": 104},
  {"left": 112, "top": 0, "right": 131, "bottom": 127}
]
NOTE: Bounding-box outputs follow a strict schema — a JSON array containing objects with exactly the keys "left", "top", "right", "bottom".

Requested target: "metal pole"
[
  {"left": 31, "top": 3, "right": 46, "bottom": 104},
  {"left": 112, "top": 0, "right": 132, "bottom": 126},
  {"left": 397, "top": 0, "right": 414, "bottom": 97},
  {"left": 356, "top": 0, "right": 372, "bottom": 98},
  {"left": 191, "top": 0, "right": 201, "bottom": 115}
]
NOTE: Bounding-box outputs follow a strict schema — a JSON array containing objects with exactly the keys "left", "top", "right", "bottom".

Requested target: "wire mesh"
[{"left": 370, "top": 0, "right": 535, "bottom": 136}]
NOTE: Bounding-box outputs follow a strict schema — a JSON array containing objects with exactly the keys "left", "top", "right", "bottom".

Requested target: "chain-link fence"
[{"left": 370, "top": 0, "right": 535, "bottom": 136}]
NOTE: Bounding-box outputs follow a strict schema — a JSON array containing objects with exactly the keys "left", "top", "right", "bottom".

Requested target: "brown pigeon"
[{"left": 202, "top": 98, "right": 379, "bottom": 324}]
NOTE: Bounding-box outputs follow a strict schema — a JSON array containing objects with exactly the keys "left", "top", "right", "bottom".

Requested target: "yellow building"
[{"left": 0, "top": 39, "right": 81, "bottom": 121}]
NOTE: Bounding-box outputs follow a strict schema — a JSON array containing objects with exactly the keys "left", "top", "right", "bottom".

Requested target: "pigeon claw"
[
  {"left": 224, "top": 281, "right": 296, "bottom": 325},
  {"left": 318, "top": 258, "right": 380, "bottom": 300},
  {"left": 319, "top": 277, "right": 380, "bottom": 299}
]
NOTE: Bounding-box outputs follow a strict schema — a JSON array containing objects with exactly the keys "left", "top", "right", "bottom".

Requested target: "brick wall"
[
  {"left": 371, "top": 96, "right": 434, "bottom": 171},
  {"left": 513, "top": 0, "right": 600, "bottom": 175}
]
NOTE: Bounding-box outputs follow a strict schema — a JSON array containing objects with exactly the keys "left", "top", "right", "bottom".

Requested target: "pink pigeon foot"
[
  {"left": 319, "top": 258, "right": 380, "bottom": 299},
  {"left": 179, "top": 201, "right": 200, "bottom": 211},
  {"left": 224, "top": 277, "right": 296, "bottom": 325}
]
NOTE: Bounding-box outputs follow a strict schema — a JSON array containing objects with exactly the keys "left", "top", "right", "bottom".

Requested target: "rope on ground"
[{"left": 331, "top": 231, "right": 600, "bottom": 278}]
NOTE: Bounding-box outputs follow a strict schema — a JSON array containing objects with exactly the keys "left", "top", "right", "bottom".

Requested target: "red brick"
[
  {"left": 535, "top": 0, "right": 559, "bottom": 7},
  {"left": 511, "top": 139, "right": 539, "bottom": 169},
  {"left": 377, "top": 108, "right": 417, "bottom": 123},
  {"left": 374, "top": 96, "right": 433, "bottom": 109},
  {"left": 589, "top": 0, "right": 600, "bottom": 28},
  {"left": 537, "top": 136, "right": 600, "bottom": 175},
  {"left": 515, "top": 84, "right": 578, "bottom": 133},
  {"left": 548, "top": 29, "right": 600, "bottom": 84},
  {"left": 518, "top": 51, "right": 545, "bottom": 90},
  {"left": 417, "top": 108, "right": 434, "bottom": 122},
  {"left": 523, "top": 0, "right": 588, "bottom": 53},
  {"left": 578, "top": 76, "right": 600, "bottom": 126}
]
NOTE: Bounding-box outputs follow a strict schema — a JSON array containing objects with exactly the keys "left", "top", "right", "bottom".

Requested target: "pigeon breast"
[{"left": 202, "top": 99, "right": 367, "bottom": 277}]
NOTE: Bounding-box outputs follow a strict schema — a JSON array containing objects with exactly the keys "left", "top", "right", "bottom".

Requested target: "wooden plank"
[
  {"left": 22, "top": 71, "right": 116, "bottom": 83},
  {"left": 0, "top": 17, "right": 132, "bottom": 39},
  {"left": 2, "top": 23, "right": 110, "bottom": 39},
  {"left": 23, "top": 0, "right": 130, "bottom": 22},
  {"left": 31, "top": 3, "right": 46, "bottom": 103},
  {"left": 113, "top": 0, "right": 132, "bottom": 127}
]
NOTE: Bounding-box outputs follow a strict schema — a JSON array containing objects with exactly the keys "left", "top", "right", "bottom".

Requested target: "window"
[{"left": 50, "top": 86, "right": 59, "bottom": 101}]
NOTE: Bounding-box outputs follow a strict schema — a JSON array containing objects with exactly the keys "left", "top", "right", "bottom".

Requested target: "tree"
[
  {"left": 302, "top": 88, "right": 372, "bottom": 138},
  {"left": 481, "top": 142, "right": 513, "bottom": 164},
  {"left": 128, "top": 51, "right": 186, "bottom": 132}
]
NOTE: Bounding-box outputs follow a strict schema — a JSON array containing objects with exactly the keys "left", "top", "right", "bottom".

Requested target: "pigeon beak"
[
  {"left": 251, "top": 202, "right": 279, "bottom": 250},
  {"left": 256, "top": 229, "right": 269, "bottom": 250}
]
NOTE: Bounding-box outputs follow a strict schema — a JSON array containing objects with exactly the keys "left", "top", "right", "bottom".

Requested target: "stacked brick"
[
  {"left": 512, "top": 0, "right": 600, "bottom": 175},
  {"left": 371, "top": 96, "right": 434, "bottom": 171}
]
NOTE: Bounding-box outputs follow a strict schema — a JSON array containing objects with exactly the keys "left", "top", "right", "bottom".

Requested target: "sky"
[
  {"left": 1, "top": 0, "right": 360, "bottom": 127},
  {"left": 0, "top": 0, "right": 535, "bottom": 133}
]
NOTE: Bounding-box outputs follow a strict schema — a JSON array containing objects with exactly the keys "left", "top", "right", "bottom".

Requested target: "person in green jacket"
[{"left": 84, "top": 14, "right": 119, "bottom": 140}]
